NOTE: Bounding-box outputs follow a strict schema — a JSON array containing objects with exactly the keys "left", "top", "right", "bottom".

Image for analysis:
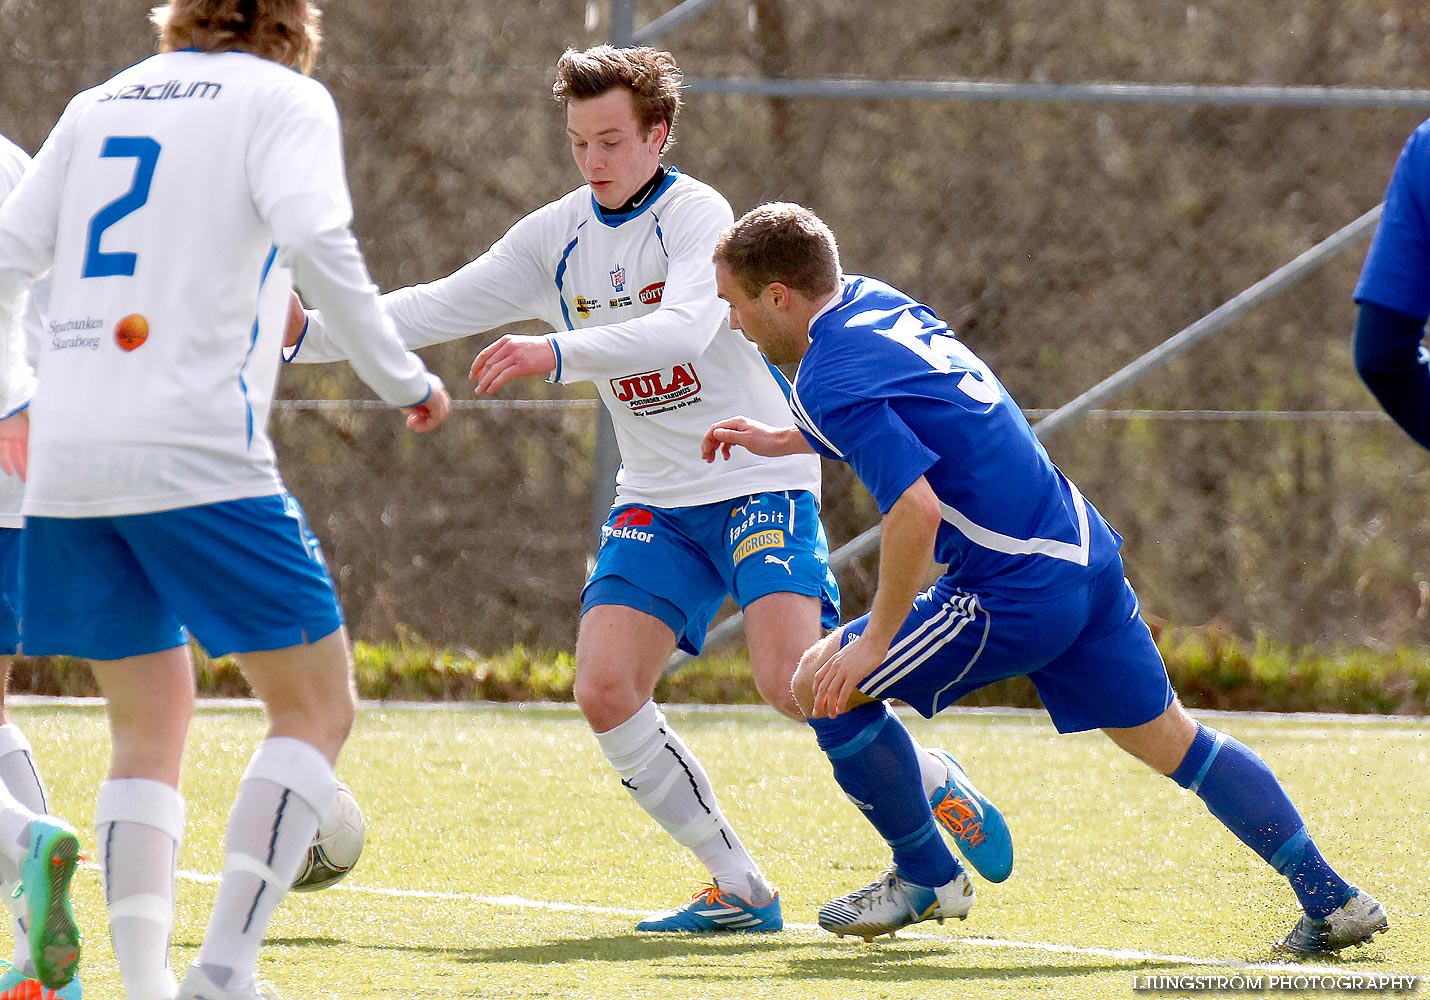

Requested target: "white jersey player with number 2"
[{"left": 0, "top": 3, "right": 452, "bottom": 998}]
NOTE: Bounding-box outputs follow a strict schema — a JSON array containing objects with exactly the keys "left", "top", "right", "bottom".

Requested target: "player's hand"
[
  {"left": 0, "top": 409, "right": 29, "bottom": 481},
  {"left": 469, "top": 335, "right": 557, "bottom": 395},
  {"left": 283, "top": 291, "right": 307, "bottom": 350},
  {"left": 403, "top": 382, "right": 452, "bottom": 433},
  {"left": 701, "top": 416, "right": 807, "bottom": 462},
  {"left": 811, "top": 632, "right": 887, "bottom": 718}
]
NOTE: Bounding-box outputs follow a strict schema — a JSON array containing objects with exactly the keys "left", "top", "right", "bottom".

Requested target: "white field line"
[
  {"left": 162, "top": 866, "right": 1408, "bottom": 977},
  {"left": 16, "top": 695, "right": 1424, "bottom": 746},
  {"left": 14, "top": 693, "right": 1429, "bottom": 733}
]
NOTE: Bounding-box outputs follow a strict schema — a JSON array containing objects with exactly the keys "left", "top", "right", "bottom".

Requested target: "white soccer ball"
[{"left": 291, "top": 783, "right": 365, "bottom": 892}]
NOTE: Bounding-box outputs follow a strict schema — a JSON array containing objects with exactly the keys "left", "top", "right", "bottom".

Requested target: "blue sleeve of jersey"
[
  {"left": 1356, "top": 122, "right": 1430, "bottom": 321},
  {"left": 1354, "top": 301, "right": 1430, "bottom": 450},
  {"left": 803, "top": 393, "right": 939, "bottom": 515}
]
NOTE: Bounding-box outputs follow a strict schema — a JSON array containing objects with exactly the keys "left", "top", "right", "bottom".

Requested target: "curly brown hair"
[
  {"left": 553, "top": 45, "right": 683, "bottom": 151},
  {"left": 150, "top": 0, "right": 322, "bottom": 74}
]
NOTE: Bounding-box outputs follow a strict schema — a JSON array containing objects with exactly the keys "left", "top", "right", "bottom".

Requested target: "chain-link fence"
[{"left": 4, "top": 0, "right": 1430, "bottom": 653}]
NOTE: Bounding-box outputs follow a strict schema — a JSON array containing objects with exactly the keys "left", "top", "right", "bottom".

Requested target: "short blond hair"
[
  {"left": 714, "top": 203, "right": 842, "bottom": 300},
  {"left": 151, "top": 0, "right": 323, "bottom": 74},
  {"left": 553, "top": 45, "right": 683, "bottom": 150}
]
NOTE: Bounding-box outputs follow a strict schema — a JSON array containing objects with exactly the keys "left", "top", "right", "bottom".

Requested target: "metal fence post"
[{"left": 585, "top": 0, "right": 641, "bottom": 551}]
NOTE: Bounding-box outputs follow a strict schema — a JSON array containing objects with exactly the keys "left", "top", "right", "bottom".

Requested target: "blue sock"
[
  {"left": 1171, "top": 724, "right": 1351, "bottom": 918},
  {"left": 809, "top": 701, "right": 959, "bottom": 888}
]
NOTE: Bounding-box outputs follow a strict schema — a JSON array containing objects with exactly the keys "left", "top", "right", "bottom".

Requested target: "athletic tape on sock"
[
  {"left": 0, "top": 725, "right": 32, "bottom": 759},
  {"left": 594, "top": 700, "right": 667, "bottom": 778},
  {"left": 107, "top": 892, "right": 175, "bottom": 930},
  {"left": 96, "top": 778, "right": 185, "bottom": 842},
  {"left": 224, "top": 852, "right": 287, "bottom": 890},
  {"left": 241, "top": 737, "right": 337, "bottom": 817}
]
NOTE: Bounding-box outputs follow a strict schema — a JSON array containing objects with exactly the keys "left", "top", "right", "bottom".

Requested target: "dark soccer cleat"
[{"left": 1275, "top": 887, "right": 1389, "bottom": 955}]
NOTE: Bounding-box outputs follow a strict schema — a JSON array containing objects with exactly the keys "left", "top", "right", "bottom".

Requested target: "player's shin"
[
  {"left": 1170, "top": 723, "right": 1352, "bottom": 917},
  {"left": 191, "top": 738, "right": 336, "bottom": 991},
  {"left": 809, "top": 701, "right": 959, "bottom": 888},
  {"left": 96, "top": 777, "right": 184, "bottom": 1000},
  {"left": 595, "top": 700, "right": 772, "bottom": 904}
]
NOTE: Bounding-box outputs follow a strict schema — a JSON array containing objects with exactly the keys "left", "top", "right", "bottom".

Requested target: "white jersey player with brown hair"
[
  {"left": 290, "top": 44, "right": 1012, "bottom": 933},
  {"left": 298, "top": 165, "right": 813, "bottom": 508},
  {"left": 0, "top": 3, "right": 451, "bottom": 999}
]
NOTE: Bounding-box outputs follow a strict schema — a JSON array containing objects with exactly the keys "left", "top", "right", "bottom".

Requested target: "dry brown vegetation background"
[{"left": 4, "top": 1, "right": 1430, "bottom": 655}]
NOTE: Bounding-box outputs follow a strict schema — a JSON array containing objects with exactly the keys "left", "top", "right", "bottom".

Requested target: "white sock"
[
  {"left": 0, "top": 770, "right": 37, "bottom": 875},
  {"left": 0, "top": 723, "right": 45, "bottom": 973},
  {"left": 595, "top": 701, "right": 772, "bottom": 905},
  {"left": 0, "top": 724, "right": 47, "bottom": 817},
  {"left": 194, "top": 738, "right": 335, "bottom": 990},
  {"left": 95, "top": 778, "right": 184, "bottom": 1000},
  {"left": 916, "top": 744, "right": 949, "bottom": 799}
]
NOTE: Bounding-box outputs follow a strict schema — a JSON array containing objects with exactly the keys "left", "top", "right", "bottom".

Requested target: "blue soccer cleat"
[
  {"left": 0, "top": 959, "right": 82, "bottom": 999},
  {"left": 19, "top": 818, "right": 81, "bottom": 991},
  {"left": 635, "top": 883, "right": 783, "bottom": 933},
  {"left": 928, "top": 748, "right": 1013, "bottom": 883}
]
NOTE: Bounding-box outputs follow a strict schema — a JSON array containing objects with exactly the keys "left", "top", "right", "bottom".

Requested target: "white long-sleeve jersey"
[
  {"left": 293, "top": 168, "right": 820, "bottom": 508},
  {"left": 0, "top": 50, "right": 439, "bottom": 518}
]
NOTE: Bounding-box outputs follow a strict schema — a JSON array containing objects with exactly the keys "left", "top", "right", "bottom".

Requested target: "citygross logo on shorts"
[
  {"left": 603, "top": 507, "right": 655, "bottom": 543},
  {"left": 728, "top": 505, "right": 788, "bottom": 549},
  {"left": 733, "top": 529, "right": 785, "bottom": 563},
  {"left": 610, "top": 363, "right": 701, "bottom": 413}
]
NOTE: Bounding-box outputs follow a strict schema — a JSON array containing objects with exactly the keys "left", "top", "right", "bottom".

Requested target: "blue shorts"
[
  {"left": 0, "top": 529, "right": 19, "bottom": 655},
  {"left": 846, "top": 554, "right": 1174, "bottom": 732},
  {"left": 583, "top": 490, "right": 841, "bottom": 655},
  {"left": 21, "top": 494, "right": 344, "bottom": 660}
]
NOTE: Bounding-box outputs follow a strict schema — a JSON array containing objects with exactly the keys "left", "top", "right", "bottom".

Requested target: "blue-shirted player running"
[
  {"left": 702, "top": 202, "right": 1386, "bottom": 953},
  {"left": 1354, "top": 117, "right": 1430, "bottom": 447},
  {"left": 289, "top": 45, "right": 1013, "bottom": 932}
]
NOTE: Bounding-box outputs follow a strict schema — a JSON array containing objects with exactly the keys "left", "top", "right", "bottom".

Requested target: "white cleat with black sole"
[{"left": 818, "top": 867, "right": 974, "bottom": 943}]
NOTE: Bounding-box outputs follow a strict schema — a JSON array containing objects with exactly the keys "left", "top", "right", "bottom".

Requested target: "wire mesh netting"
[{"left": 4, "top": 0, "right": 1430, "bottom": 652}]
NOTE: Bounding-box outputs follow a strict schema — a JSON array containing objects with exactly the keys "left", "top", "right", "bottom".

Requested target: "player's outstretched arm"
[
  {"left": 811, "top": 477, "right": 941, "bottom": 717},
  {"left": 1353, "top": 301, "right": 1430, "bottom": 450},
  {"left": 469, "top": 335, "right": 557, "bottom": 395},
  {"left": 701, "top": 416, "right": 814, "bottom": 462}
]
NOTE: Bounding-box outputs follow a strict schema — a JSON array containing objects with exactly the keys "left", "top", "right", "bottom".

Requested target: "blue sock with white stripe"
[
  {"left": 809, "top": 702, "right": 960, "bottom": 888},
  {"left": 1171, "top": 723, "right": 1351, "bottom": 918}
]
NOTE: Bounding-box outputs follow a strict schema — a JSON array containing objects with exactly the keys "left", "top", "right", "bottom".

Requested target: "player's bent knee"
[
  {"left": 572, "top": 671, "right": 650, "bottom": 731},
  {"left": 1103, "top": 700, "right": 1197, "bottom": 775}
]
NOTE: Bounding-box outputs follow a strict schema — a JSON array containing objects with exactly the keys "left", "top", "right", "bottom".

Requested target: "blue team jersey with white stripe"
[
  {"left": 791, "top": 275, "right": 1122, "bottom": 595},
  {"left": 1355, "top": 116, "right": 1430, "bottom": 321}
]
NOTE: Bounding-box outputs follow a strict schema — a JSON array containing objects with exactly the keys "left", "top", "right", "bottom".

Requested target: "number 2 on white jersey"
[
  {"left": 884, "top": 308, "right": 1000, "bottom": 404},
  {"left": 82, "top": 135, "right": 161, "bottom": 279}
]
